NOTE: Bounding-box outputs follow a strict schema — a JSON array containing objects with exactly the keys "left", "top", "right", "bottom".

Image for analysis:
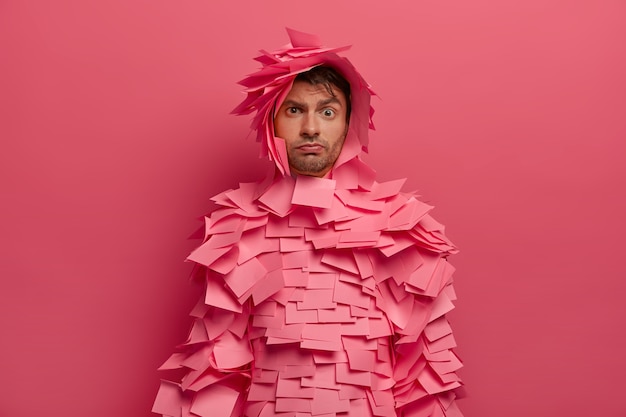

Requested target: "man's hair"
[{"left": 294, "top": 66, "right": 351, "bottom": 121}]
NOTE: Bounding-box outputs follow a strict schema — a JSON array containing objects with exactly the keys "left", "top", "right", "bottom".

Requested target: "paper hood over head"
[{"left": 232, "top": 28, "right": 376, "bottom": 176}]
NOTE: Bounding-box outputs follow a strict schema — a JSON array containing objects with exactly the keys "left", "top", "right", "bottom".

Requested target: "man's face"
[{"left": 274, "top": 80, "right": 349, "bottom": 177}]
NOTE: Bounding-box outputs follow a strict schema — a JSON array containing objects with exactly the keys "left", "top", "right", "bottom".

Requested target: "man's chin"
[{"left": 289, "top": 164, "right": 330, "bottom": 178}]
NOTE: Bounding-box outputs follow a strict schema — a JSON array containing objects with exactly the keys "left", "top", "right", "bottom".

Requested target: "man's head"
[
  {"left": 233, "top": 29, "right": 375, "bottom": 177},
  {"left": 274, "top": 66, "right": 351, "bottom": 177}
]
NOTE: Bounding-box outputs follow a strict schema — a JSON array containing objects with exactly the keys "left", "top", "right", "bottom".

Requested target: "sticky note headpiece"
[{"left": 232, "top": 28, "right": 376, "bottom": 176}]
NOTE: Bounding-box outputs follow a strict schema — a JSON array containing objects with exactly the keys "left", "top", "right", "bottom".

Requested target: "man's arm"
[
  {"left": 378, "top": 211, "right": 464, "bottom": 417},
  {"left": 152, "top": 268, "right": 253, "bottom": 417}
]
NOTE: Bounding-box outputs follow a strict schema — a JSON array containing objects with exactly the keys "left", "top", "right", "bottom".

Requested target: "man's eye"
[
  {"left": 287, "top": 107, "right": 300, "bottom": 114},
  {"left": 322, "top": 109, "right": 335, "bottom": 117}
]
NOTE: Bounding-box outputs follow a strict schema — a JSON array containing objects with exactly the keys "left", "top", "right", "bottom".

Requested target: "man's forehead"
[{"left": 283, "top": 81, "right": 347, "bottom": 103}]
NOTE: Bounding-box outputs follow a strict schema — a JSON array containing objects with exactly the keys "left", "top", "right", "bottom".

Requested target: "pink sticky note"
[
  {"left": 367, "top": 317, "right": 393, "bottom": 338},
  {"left": 266, "top": 215, "right": 305, "bottom": 237},
  {"left": 265, "top": 323, "right": 304, "bottom": 341},
  {"left": 292, "top": 175, "right": 336, "bottom": 208},
  {"left": 329, "top": 156, "right": 360, "bottom": 190},
  {"left": 203, "top": 308, "right": 235, "bottom": 341},
  {"left": 350, "top": 304, "right": 383, "bottom": 319},
  {"left": 407, "top": 251, "right": 440, "bottom": 291},
  {"left": 346, "top": 349, "right": 376, "bottom": 372},
  {"left": 252, "top": 269, "right": 285, "bottom": 305},
  {"left": 318, "top": 305, "right": 356, "bottom": 323},
  {"left": 276, "top": 377, "right": 315, "bottom": 398},
  {"left": 374, "top": 360, "right": 394, "bottom": 379},
  {"left": 288, "top": 288, "right": 306, "bottom": 302},
  {"left": 333, "top": 281, "right": 370, "bottom": 309},
  {"left": 300, "top": 338, "right": 343, "bottom": 352},
  {"left": 352, "top": 250, "right": 374, "bottom": 279},
  {"left": 430, "top": 352, "right": 463, "bottom": 375},
  {"left": 301, "top": 323, "right": 341, "bottom": 342},
  {"left": 305, "top": 272, "right": 336, "bottom": 289},
  {"left": 321, "top": 251, "right": 360, "bottom": 274},
  {"left": 189, "top": 383, "right": 240, "bottom": 417},
  {"left": 285, "top": 302, "right": 318, "bottom": 324},
  {"left": 223, "top": 257, "right": 267, "bottom": 298},
  {"left": 213, "top": 331, "right": 253, "bottom": 369},
  {"left": 205, "top": 214, "right": 240, "bottom": 235},
  {"left": 247, "top": 381, "right": 276, "bottom": 401},
  {"left": 369, "top": 178, "right": 407, "bottom": 200},
  {"left": 152, "top": 381, "right": 183, "bottom": 416},
  {"left": 311, "top": 388, "right": 351, "bottom": 415},
  {"left": 280, "top": 236, "right": 315, "bottom": 252},
  {"left": 187, "top": 245, "right": 231, "bottom": 269},
  {"left": 281, "top": 365, "right": 316, "bottom": 378},
  {"left": 253, "top": 300, "right": 277, "bottom": 316},
  {"left": 252, "top": 304, "right": 285, "bottom": 330},
  {"left": 283, "top": 268, "right": 310, "bottom": 287},
  {"left": 286, "top": 27, "right": 323, "bottom": 47},
  {"left": 288, "top": 206, "right": 322, "bottom": 228},
  {"left": 340, "top": 317, "right": 370, "bottom": 336},
  {"left": 204, "top": 222, "right": 245, "bottom": 249},
  {"left": 224, "top": 182, "right": 262, "bottom": 213},
  {"left": 301, "top": 364, "right": 340, "bottom": 389},
  {"left": 427, "top": 333, "right": 457, "bottom": 353},
  {"left": 313, "top": 235, "right": 342, "bottom": 249},
  {"left": 377, "top": 284, "right": 414, "bottom": 331},
  {"left": 378, "top": 234, "right": 415, "bottom": 257},
  {"left": 388, "top": 197, "right": 433, "bottom": 231},
  {"left": 304, "top": 227, "right": 338, "bottom": 243},
  {"left": 258, "top": 175, "right": 296, "bottom": 217},
  {"left": 335, "top": 362, "right": 372, "bottom": 387},
  {"left": 313, "top": 350, "right": 348, "bottom": 364},
  {"left": 424, "top": 347, "right": 452, "bottom": 363},
  {"left": 275, "top": 398, "right": 311, "bottom": 413},
  {"left": 238, "top": 227, "right": 280, "bottom": 264},
  {"left": 335, "top": 189, "right": 385, "bottom": 212},
  {"left": 158, "top": 351, "right": 186, "bottom": 371},
  {"left": 208, "top": 245, "right": 240, "bottom": 275},
  {"left": 336, "top": 206, "right": 391, "bottom": 233},
  {"left": 417, "top": 365, "right": 461, "bottom": 395},
  {"left": 210, "top": 189, "right": 237, "bottom": 208},
  {"left": 339, "top": 384, "right": 367, "bottom": 400},
  {"left": 255, "top": 342, "right": 315, "bottom": 370},
  {"left": 257, "top": 251, "right": 283, "bottom": 272},
  {"left": 366, "top": 392, "right": 396, "bottom": 417},
  {"left": 429, "top": 291, "right": 455, "bottom": 322},
  {"left": 424, "top": 316, "right": 453, "bottom": 342},
  {"left": 342, "top": 336, "right": 377, "bottom": 351},
  {"left": 297, "top": 289, "right": 337, "bottom": 310},
  {"left": 204, "top": 273, "right": 243, "bottom": 313},
  {"left": 230, "top": 310, "right": 250, "bottom": 339},
  {"left": 313, "top": 194, "right": 352, "bottom": 225},
  {"left": 282, "top": 250, "right": 310, "bottom": 269},
  {"left": 271, "top": 287, "right": 297, "bottom": 306},
  {"left": 338, "top": 230, "right": 381, "bottom": 244},
  {"left": 439, "top": 370, "right": 462, "bottom": 384}
]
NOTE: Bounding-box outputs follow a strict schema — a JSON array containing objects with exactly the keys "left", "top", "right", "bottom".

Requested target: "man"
[{"left": 153, "top": 29, "right": 463, "bottom": 417}]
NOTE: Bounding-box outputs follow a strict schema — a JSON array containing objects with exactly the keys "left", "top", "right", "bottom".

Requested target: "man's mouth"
[{"left": 297, "top": 143, "right": 324, "bottom": 153}]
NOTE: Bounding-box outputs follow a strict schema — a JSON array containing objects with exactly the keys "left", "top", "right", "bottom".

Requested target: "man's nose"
[{"left": 300, "top": 112, "right": 320, "bottom": 137}]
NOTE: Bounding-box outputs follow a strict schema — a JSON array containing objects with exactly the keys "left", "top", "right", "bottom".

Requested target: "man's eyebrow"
[
  {"left": 282, "top": 99, "right": 306, "bottom": 108},
  {"left": 318, "top": 97, "right": 342, "bottom": 107},
  {"left": 281, "top": 97, "right": 343, "bottom": 109}
]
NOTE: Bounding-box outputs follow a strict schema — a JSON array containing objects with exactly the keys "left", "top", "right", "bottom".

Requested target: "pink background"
[{"left": 1, "top": 1, "right": 625, "bottom": 416}]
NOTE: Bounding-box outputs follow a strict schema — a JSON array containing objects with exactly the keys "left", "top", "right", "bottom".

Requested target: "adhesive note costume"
[{"left": 153, "top": 28, "right": 464, "bottom": 417}]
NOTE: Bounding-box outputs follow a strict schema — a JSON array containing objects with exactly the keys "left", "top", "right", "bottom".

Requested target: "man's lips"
[{"left": 297, "top": 143, "right": 324, "bottom": 153}]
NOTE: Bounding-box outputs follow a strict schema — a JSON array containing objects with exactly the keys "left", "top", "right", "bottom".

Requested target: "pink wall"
[{"left": 1, "top": 1, "right": 625, "bottom": 416}]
